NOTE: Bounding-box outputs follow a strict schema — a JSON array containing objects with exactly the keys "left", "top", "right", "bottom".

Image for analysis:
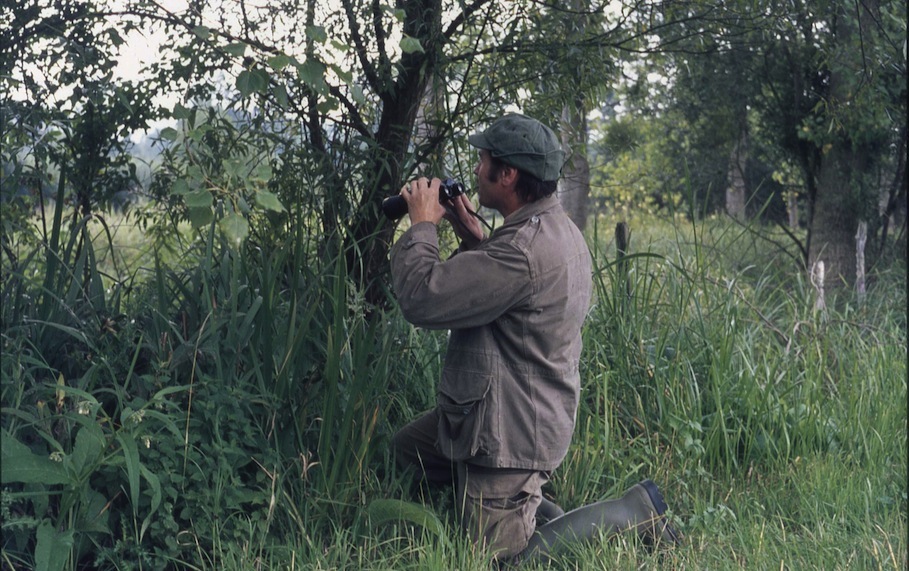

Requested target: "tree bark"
[
  {"left": 558, "top": 101, "right": 590, "bottom": 231},
  {"left": 806, "top": 0, "right": 880, "bottom": 289},
  {"left": 810, "top": 145, "right": 861, "bottom": 287},
  {"left": 345, "top": 0, "right": 445, "bottom": 306},
  {"left": 725, "top": 130, "right": 748, "bottom": 220},
  {"left": 787, "top": 189, "right": 799, "bottom": 229}
]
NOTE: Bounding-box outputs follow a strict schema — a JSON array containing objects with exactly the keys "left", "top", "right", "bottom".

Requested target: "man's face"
[{"left": 474, "top": 149, "right": 506, "bottom": 212}]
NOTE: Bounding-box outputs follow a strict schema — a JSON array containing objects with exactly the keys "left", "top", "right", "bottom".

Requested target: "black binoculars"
[{"left": 382, "top": 178, "right": 467, "bottom": 220}]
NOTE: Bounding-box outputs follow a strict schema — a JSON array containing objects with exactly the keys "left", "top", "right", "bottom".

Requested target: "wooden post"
[
  {"left": 616, "top": 222, "right": 631, "bottom": 303},
  {"left": 812, "top": 260, "right": 826, "bottom": 312},
  {"left": 856, "top": 221, "right": 867, "bottom": 304}
]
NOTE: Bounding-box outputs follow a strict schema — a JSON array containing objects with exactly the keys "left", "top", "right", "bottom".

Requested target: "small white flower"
[{"left": 49, "top": 451, "right": 64, "bottom": 462}]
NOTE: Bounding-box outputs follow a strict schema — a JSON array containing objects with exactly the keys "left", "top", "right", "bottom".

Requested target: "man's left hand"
[{"left": 401, "top": 177, "right": 446, "bottom": 226}]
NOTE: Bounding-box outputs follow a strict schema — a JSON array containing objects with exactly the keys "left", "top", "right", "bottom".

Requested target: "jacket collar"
[{"left": 502, "top": 194, "right": 562, "bottom": 226}]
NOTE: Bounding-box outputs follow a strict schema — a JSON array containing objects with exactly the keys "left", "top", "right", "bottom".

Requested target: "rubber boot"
[
  {"left": 536, "top": 497, "right": 565, "bottom": 525},
  {"left": 518, "top": 479, "right": 678, "bottom": 563}
]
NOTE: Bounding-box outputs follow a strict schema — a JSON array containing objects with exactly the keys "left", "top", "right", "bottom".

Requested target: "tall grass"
[
  {"left": 547, "top": 213, "right": 906, "bottom": 569},
  {"left": 2, "top": 205, "right": 905, "bottom": 570}
]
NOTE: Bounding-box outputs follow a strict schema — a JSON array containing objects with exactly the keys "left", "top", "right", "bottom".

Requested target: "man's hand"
[
  {"left": 401, "top": 177, "right": 446, "bottom": 226},
  {"left": 443, "top": 193, "right": 485, "bottom": 249}
]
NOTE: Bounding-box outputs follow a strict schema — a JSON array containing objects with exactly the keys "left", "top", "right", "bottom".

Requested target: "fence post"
[
  {"left": 811, "top": 259, "right": 826, "bottom": 313},
  {"left": 616, "top": 222, "right": 631, "bottom": 309},
  {"left": 856, "top": 221, "right": 867, "bottom": 304}
]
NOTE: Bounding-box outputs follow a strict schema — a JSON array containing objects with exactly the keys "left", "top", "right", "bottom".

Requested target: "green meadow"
[{"left": 2, "top": 206, "right": 904, "bottom": 570}]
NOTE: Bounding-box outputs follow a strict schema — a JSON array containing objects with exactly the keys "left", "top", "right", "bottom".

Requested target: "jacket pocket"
[{"left": 437, "top": 374, "right": 493, "bottom": 462}]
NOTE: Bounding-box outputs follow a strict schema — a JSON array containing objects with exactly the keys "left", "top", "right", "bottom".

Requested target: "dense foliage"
[{"left": 1, "top": 0, "right": 906, "bottom": 569}]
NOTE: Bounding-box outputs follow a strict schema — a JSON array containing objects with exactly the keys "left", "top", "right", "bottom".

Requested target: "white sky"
[{"left": 115, "top": 0, "right": 188, "bottom": 82}]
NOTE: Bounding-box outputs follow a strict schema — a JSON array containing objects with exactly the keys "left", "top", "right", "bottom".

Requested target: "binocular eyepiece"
[{"left": 382, "top": 178, "right": 467, "bottom": 220}]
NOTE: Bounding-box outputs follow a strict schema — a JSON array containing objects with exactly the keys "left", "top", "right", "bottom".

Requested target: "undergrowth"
[{"left": 1, "top": 204, "right": 905, "bottom": 570}]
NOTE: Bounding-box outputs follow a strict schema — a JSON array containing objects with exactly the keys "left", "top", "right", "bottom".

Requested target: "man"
[{"left": 390, "top": 113, "right": 676, "bottom": 561}]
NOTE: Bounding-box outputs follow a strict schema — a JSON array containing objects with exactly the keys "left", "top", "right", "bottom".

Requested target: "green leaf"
[
  {"left": 382, "top": 6, "right": 406, "bottom": 22},
  {"left": 141, "top": 410, "right": 182, "bottom": 441},
  {"left": 255, "top": 191, "right": 286, "bottom": 212},
  {"left": 76, "top": 487, "right": 110, "bottom": 534},
  {"left": 273, "top": 83, "right": 289, "bottom": 109},
  {"left": 306, "top": 25, "right": 327, "bottom": 43},
  {"left": 400, "top": 36, "right": 424, "bottom": 54},
  {"left": 330, "top": 62, "right": 353, "bottom": 84},
  {"left": 188, "top": 206, "right": 213, "bottom": 228},
  {"left": 115, "top": 433, "right": 141, "bottom": 516},
  {"left": 150, "top": 384, "right": 193, "bottom": 401},
  {"left": 109, "top": 29, "right": 125, "bottom": 47},
  {"left": 192, "top": 26, "right": 211, "bottom": 40},
  {"left": 186, "top": 164, "right": 204, "bottom": 182},
  {"left": 68, "top": 423, "right": 106, "bottom": 478},
  {"left": 139, "top": 464, "right": 162, "bottom": 541},
  {"left": 184, "top": 189, "right": 213, "bottom": 209},
  {"left": 236, "top": 68, "right": 270, "bottom": 97},
  {"left": 172, "top": 178, "right": 190, "bottom": 195},
  {"left": 366, "top": 499, "right": 444, "bottom": 537},
  {"left": 224, "top": 42, "right": 247, "bottom": 56},
  {"left": 331, "top": 40, "right": 352, "bottom": 53},
  {"left": 35, "top": 520, "right": 73, "bottom": 571},
  {"left": 251, "top": 162, "right": 273, "bottom": 182},
  {"left": 222, "top": 157, "right": 244, "bottom": 179},
  {"left": 1, "top": 431, "right": 68, "bottom": 485},
  {"left": 220, "top": 213, "right": 249, "bottom": 246},
  {"left": 267, "top": 53, "right": 292, "bottom": 70},
  {"left": 317, "top": 98, "right": 339, "bottom": 114},
  {"left": 160, "top": 127, "right": 179, "bottom": 141},
  {"left": 173, "top": 103, "right": 192, "bottom": 119},
  {"left": 351, "top": 84, "right": 366, "bottom": 105},
  {"left": 236, "top": 70, "right": 256, "bottom": 97},
  {"left": 297, "top": 59, "right": 326, "bottom": 92}
]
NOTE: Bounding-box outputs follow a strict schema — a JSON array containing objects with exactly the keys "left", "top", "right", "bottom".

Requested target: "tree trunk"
[
  {"left": 806, "top": 0, "right": 880, "bottom": 289},
  {"left": 877, "top": 125, "right": 907, "bottom": 259},
  {"left": 558, "top": 101, "right": 590, "bottom": 231},
  {"left": 809, "top": 145, "right": 862, "bottom": 287},
  {"left": 413, "top": 80, "right": 446, "bottom": 174},
  {"left": 725, "top": 130, "right": 748, "bottom": 220},
  {"left": 345, "top": 0, "right": 445, "bottom": 306},
  {"left": 787, "top": 189, "right": 799, "bottom": 229}
]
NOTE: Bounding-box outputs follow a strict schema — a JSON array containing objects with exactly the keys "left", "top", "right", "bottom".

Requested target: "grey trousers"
[{"left": 392, "top": 409, "right": 548, "bottom": 559}]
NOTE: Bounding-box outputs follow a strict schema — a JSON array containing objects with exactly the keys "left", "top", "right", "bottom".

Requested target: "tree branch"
[{"left": 341, "top": 0, "right": 383, "bottom": 97}]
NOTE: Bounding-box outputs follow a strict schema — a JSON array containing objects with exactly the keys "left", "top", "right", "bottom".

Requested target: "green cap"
[{"left": 468, "top": 113, "right": 565, "bottom": 181}]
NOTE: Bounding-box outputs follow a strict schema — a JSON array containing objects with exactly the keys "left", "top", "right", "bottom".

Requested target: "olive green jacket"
[{"left": 390, "top": 195, "right": 592, "bottom": 471}]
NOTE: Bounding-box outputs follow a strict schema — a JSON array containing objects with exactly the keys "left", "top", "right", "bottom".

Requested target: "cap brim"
[{"left": 468, "top": 132, "right": 492, "bottom": 150}]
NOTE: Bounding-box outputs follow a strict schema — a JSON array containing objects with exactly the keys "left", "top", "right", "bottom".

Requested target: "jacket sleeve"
[{"left": 390, "top": 222, "right": 533, "bottom": 330}]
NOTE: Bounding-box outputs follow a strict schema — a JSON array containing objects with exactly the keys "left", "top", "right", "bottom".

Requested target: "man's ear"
[{"left": 499, "top": 165, "right": 519, "bottom": 187}]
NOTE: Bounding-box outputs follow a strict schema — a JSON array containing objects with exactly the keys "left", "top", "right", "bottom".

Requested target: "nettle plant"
[
  {"left": 152, "top": 104, "right": 286, "bottom": 248},
  {"left": 1, "top": 358, "right": 188, "bottom": 569}
]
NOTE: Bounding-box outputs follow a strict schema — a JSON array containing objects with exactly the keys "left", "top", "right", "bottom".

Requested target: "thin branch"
[
  {"left": 372, "top": 0, "right": 390, "bottom": 74},
  {"left": 341, "top": 0, "right": 382, "bottom": 96}
]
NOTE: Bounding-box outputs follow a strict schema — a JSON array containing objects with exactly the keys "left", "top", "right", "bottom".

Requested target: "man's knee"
[
  {"left": 459, "top": 467, "right": 548, "bottom": 559},
  {"left": 465, "top": 490, "right": 540, "bottom": 559},
  {"left": 392, "top": 412, "right": 434, "bottom": 467}
]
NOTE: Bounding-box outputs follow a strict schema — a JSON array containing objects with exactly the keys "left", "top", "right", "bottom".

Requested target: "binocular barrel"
[
  {"left": 381, "top": 179, "right": 466, "bottom": 220},
  {"left": 381, "top": 195, "right": 410, "bottom": 220}
]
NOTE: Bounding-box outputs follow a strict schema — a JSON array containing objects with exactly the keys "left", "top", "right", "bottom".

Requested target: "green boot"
[
  {"left": 519, "top": 479, "right": 679, "bottom": 563},
  {"left": 536, "top": 497, "right": 565, "bottom": 525}
]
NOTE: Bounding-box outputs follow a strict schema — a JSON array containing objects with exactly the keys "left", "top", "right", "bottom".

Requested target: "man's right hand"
[{"left": 444, "top": 193, "right": 485, "bottom": 249}]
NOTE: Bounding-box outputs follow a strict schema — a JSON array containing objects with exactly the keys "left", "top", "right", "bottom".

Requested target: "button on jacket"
[{"left": 390, "top": 194, "right": 593, "bottom": 471}]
